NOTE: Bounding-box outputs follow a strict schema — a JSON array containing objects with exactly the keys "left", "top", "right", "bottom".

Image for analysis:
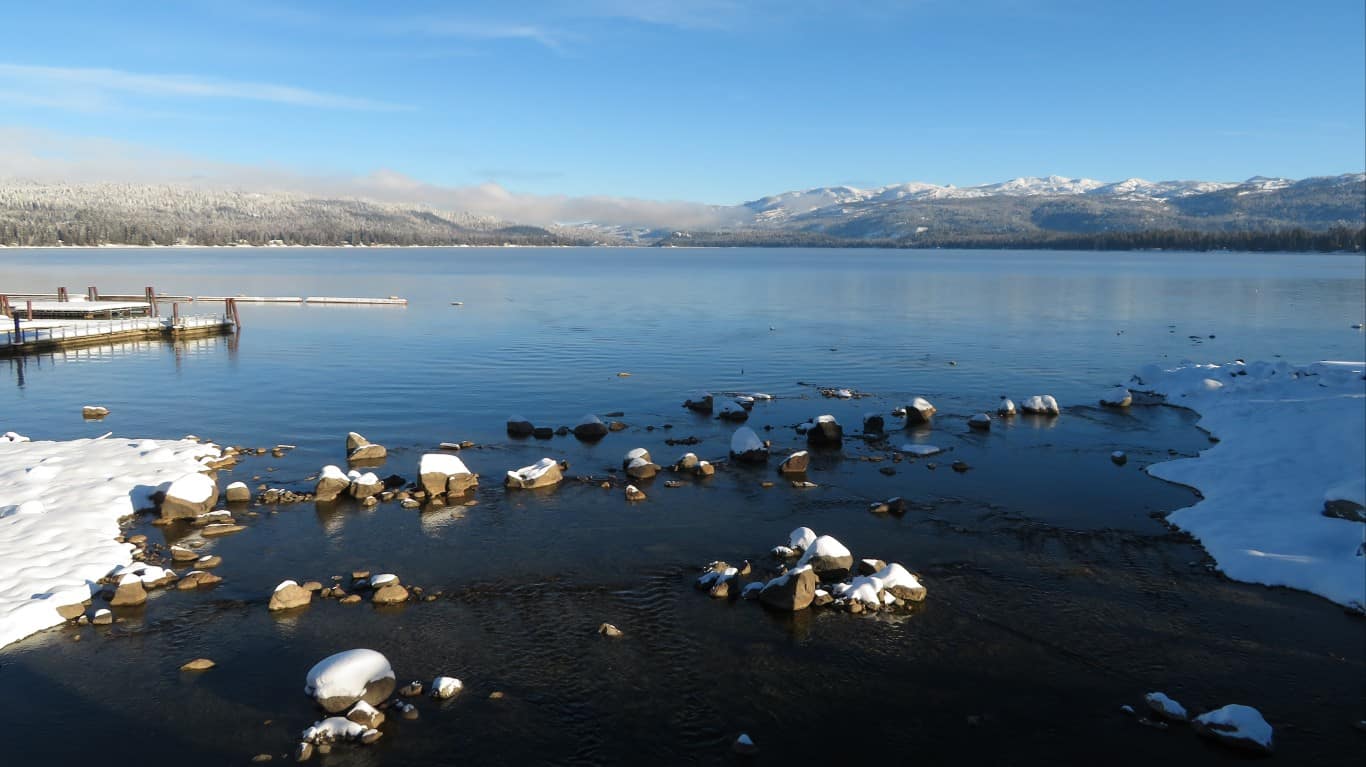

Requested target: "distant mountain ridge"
[{"left": 0, "top": 172, "right": 1361, "bottom": 248}]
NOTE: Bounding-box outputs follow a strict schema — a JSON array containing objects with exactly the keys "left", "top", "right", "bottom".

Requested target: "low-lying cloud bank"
[{"left": 0, "top": 127, "right": 740, "bottom": 230}]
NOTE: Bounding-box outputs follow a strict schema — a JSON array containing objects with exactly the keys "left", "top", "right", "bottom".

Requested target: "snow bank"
[
  {"left": 0, "top": 434, "right": 220, "bottom": 649},
  {"left": 1134, "top": 360, "right": 1366, "bottom": 610}
]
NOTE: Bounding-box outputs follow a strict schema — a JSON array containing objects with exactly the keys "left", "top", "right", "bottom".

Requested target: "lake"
[{"left": 1, "top": 247, "right": 1363, "bottom": 765}]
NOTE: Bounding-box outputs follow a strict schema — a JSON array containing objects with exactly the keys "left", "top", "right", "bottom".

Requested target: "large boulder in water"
[
  {"left": 623, "top": 449, "right": 659, "bottom": 480},
  {"left": 419, "top": 453, "right": 477, "bottom": 496},
  {"left": 863, "top": 413, "right": 885, "bottom": 434},
  {"left": 905, "top": 397, "right": 936, "bottom": 426},
  {"left": 796, "top": 535, "right": 854, "bottom": 579},
  {"left": 304, "top": 649, "right": 397, "bottom": 714},
  {"left": 1021, "top": 395, "right": 1060, "bottom": 415},
  {"left": 269, "top": 580, "right": 313, "bottom": 611},
  {"left": 684, "top": 394, "right": 714, "bottom": 414},
  {"left": 315, "top": 465, "right": 351, "bottom": 502},
  {"left": 729, "top": 427, "right": 768, "bottom": 463},
  {"left": 806, "top": 415, "right": 843, "bottom": 447},
  {"left": 348, "top": 472, "right": 384, "bottom": 500},
  {"left": 160, "top": 473, "right": 218, "bottom": 520},
  {"left": 1192, "top": 705, "right": 1274, "bottom": 755},
  {"left": 759, "top": 566, "right": 817, "bottom": 611},
  {"left": 717, "top": 401, "right": 749, "bottom": 422},
  {"left": 573, "top": 415, "right": 609, "bottom": 442},
  {"left": 506, "top": 458, "right": 564, "bottom": 489},
  {"left": 506, "top": 416, "right": 535, "bottom": 437},
  {"left": 778, "top": 451, "right": 810, "bottom": 475}
]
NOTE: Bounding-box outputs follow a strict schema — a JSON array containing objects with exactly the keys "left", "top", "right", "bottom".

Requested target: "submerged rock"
[
  {"left": 1100, "top": 387, "right": 1133, "bottom": 408},
  {"left": 863, "top": 413, "right": 885, "bottom": 433}
]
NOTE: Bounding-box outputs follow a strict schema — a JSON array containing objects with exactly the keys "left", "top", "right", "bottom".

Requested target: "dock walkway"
[{"left": 0, "top": 316, "right": 234, "bottom": 357}]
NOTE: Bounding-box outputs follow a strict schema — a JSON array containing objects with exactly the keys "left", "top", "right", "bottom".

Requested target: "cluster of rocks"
[
  {"left": 295, "top": 649, "right": 464, "bottom": 761},
  {"left": 1122, "top": 692, "right": 1274, "bottom": 755},
  {"left": 508, "top": 415, "right": 627, "bottom": 441},
  {"left": 696, "top": 527, "right": 928, "bottom": 615},
  {"left": 684, "top": 392, "right": 772, "bottom": 416},
  {"left": 270, "top": 571, "right": 428, "bottom": 611}
]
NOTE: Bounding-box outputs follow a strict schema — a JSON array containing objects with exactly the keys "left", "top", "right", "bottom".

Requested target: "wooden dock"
[
  {"left": 0, "top": 284, "right": 407, "bottom": 357},
  {"left": 0, "top": 316, "right": 235, "bottom": 357}
]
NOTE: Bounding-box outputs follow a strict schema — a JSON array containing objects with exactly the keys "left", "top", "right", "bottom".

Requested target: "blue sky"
[{"left": 0, "top": 0, "right": 1362, "bottom": 205}]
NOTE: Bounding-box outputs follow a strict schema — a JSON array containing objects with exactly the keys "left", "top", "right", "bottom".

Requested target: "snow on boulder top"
[
  {"left": 1021, "top": 395, "right": 1060, "bottom": 414},
  {"left": 816, "top": 414, "right": 837, "bottom": 424},
  {"left": 797, "top": 535, "right": 852, "bottom": 568},
  {"left": 842, "top": 577, "right": 882, "bottom": 604},
  {"left": 873, "top": 562, "right": 922, "bottom": 592},
  {"left": 509, "top": 458, "right": 559, "bottom": 482},
  {"left": 3, "top": 432, "right": 31, "bottom": 442},
  {"left": 302, "top": 717, "right": 367, "bottom": 743},
  {"left": 998, "top": 398, "right": 1016, "bottom": 414},
  {"left": 304, "top": 649, "right": 395, "bottom": 703},
  {"left": 319, "top": 465, "right": 347, "bottom": 481},
  {"left": 1193, "top": 704, "right": 1273, "bottom": 752},
  {"left": 899, "top": 444, "right": 942, "bottom": 456},
  {"left": 420, "top": 453, "right": 470, "bottom": 476},
  {"left": 354, "top": 472, "right": 380, "bottom": 485},
  {"left": 909, "top": 397, "right": 934, "bottom": 412},
  {"left": 1144, "top": 692, "right": 1188, "bottom": 720},
  {"left": 577, "top": 414, "right": 604, "bottom": 427},
  {"left": 369, "top": 573, "right": 398, "bottom": 587},
  {"left": 788, "top": 526, "right": 817, "bottom": 551},
  {"left": 275, "top": 579, "right": 300, "bottom": 592},
  {"left": 165, "top": 472, "right": 216, "bottom": 503},
  {"left": 625, "top": 448, "right": 650, "bottom": 462},
  {"left": 751, "top": 393, "right": 773, "bottom": 400},
  {"left": 731, "top": 426, "right": 764, "bottom": 454}
]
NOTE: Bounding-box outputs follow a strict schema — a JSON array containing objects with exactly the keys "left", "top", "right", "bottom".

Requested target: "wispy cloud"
[
  {"left": 0, "top": 63, "right": 407, "bottom": 112},
  {"left": 384, "top": 18, "right": 566, "bottom": 52}
]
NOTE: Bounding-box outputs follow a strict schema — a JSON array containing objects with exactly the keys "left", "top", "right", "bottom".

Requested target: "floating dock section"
[{"left": 0, "top": 285, "right": 405, "bottom": 357}]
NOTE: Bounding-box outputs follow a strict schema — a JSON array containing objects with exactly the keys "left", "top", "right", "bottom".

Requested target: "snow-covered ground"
[
  {"left": 1134, "top": 360, "right": 1366, "bottom": 611},
  {"left": 0, "top": 433, "right": 221, "bottom": 649}
]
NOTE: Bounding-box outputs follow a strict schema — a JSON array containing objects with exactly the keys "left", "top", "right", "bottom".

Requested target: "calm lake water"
[{"left": 1, "top": 247, "right": 1363, "bottom": 765}]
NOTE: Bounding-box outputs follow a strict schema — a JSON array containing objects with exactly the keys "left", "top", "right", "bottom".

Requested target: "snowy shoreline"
[
  {"left": 0, "top": 433, "right": 221, "bottom": 649},
  {"left": 1134, "top": 359, "right": 1366, "bottom": 611}
]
